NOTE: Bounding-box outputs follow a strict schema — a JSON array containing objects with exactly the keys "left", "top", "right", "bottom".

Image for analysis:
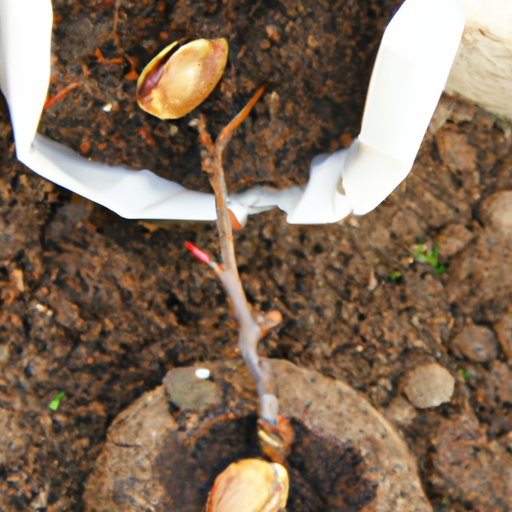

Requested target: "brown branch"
[
  {"left": 197, "top": 86, "right": 280, "bottom": 424},
  {"left": 197, "top": 113, "right": 237, "bottom": 273}
]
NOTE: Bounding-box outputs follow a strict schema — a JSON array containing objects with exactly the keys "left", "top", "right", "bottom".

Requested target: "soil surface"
[{"left": 1, "top": 1, "right": 512, "bottom": 511}]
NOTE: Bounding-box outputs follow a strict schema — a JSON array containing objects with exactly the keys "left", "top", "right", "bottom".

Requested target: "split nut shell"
[
  {"left": 206, "top": 458, "right": 289, "bottom": 512},
  {"left": 136, "top": 38, "right": 229, "bottom": 119}
]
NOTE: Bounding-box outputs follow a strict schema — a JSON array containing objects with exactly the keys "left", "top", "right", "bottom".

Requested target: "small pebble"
[
  {"left": 480, "top": 191, "right": 512, "bottom": 237},
  {"left": 0, "top": 344, "right": 10, "bottom": 366},
  {"left": 385, "top": 396, "right": 417, "bottom": 427},
  {"left": 436, "top": 223, "right": 473, "bottom": 258},
  {"left": 404, "top": 363, "right": 455, "bottom": 409},
  {"left": 307, "top": 35, "right": 320, "bottom": 48},
  {"left": 265, "top": 25, "right": 281, "bottom": 42},
  {"left": 494, "top": 315, "right": 512, "bottom": 361},
  {"left": 489, "top": 361, "right": 512, "bottom": 404},
  {"left": 436, "top": 131, "right": 477, "bottom": 172},
  {"left": 164, "top": 367, "right": 221, "bottom": 412},
  {"left": 451, "top": 326, "right": 498, "bottom": 362}
]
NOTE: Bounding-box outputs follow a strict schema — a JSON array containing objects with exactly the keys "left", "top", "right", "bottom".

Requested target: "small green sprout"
[
  {"left": 436, "top": 497, "right": 452, "bottom": 511},
  {"left": 386, "top": 270, "right": 403, "bottom": 282},
  {"left": 457, "top": 368, "right": 472, "bottom": 381},
  {"left": 48, "top": 391, "right": 66, "bottom": 411},
  {"left": 413, "top": 241, "right": 446, "bottom": 274}
]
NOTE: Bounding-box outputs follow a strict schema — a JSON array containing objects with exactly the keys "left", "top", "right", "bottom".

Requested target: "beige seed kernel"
[
  {"left": 206, "top": 458, "right": 289, "bottom": 512},
  {"left": 137, "top": 38, "right": 229, "bottom": 119}
]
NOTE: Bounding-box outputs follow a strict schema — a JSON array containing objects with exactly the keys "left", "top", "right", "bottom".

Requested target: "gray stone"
[
  {"left": 163, "top": 367, "right": 222, "bottom": 412},
  {"left": 404, "top": 363, "right": 455, "bottom": 409}
]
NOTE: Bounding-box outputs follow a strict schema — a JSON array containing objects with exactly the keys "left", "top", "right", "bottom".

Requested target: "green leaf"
[
  {"left": 413, "top": 241, "right": 446, "bottom": 274},
  {"left": 457, "top": 368, "right": 472, "bottom": 381},
  {"left": 48, "top": 391, "right": 66, "bottom": 411},
  {"left": 386, "top": 270, "right": 403, "bottom": 282}
]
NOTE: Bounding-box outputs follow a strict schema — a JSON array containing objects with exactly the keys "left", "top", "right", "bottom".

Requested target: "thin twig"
[
  {"left": 44, "top": 82, "right": 79, "bottom": 110},
  {"left": 112, "top": 0, "right": 122, "bottom": 46},
  {"left": 197, "top": 114, "right": 237, "bottom": 272},
  {"left": 196, "top": 86, "right": 279, "bottom": 423},
  {"left": 216, "top": 84, "right": 266, "bottom": 156}
]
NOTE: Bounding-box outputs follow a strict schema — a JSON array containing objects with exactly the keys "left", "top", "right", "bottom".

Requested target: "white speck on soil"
[{"left": 195, "top": 367, "right": 211, "bottom": 379}]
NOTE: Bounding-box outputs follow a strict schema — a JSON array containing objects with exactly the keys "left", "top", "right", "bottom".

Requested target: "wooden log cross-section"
[{"left": 447, "top": 0, "right": 512, "bottom": 120}]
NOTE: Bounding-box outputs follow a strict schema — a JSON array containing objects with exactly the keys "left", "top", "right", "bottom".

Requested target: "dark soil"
[
  {"left": 39, "top": 0, "right": 403, "bottom": 192},
  {"left": 1, "top": 1, "right": 511, "bottom": 511}
]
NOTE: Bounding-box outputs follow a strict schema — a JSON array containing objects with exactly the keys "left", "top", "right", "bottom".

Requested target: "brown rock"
[
  {"left": 391, "top": 208, "right": 426, "bottom": 241},
  {"left": 487, "top": 361, "right": 512, "bottom": 405},
  {"left": 451, "top": 326, "right": 498, "bottom": 362},
  {"left": 436, "top": 223, "right": 474, "bottom": 258},
  {"left": 432, "top": 415, "right": 512, "bottom": 510},
  {"left": 384, "top": 396, "right": 417, "bottom": 427},
  {"left": 480, "top": 191, "right": 512, "bottom": 237},
  {"left": 445, "top": 234, "right": 512, "bottom": 313},
  {"left": 403, "top": 363, "right": 455, "bottom": 409},
  {"left": 494, "top": 314, "right": 512, "bottom": 361},
  {"left": 435, "top": 131, "right": 477, "bottom": 172}
]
